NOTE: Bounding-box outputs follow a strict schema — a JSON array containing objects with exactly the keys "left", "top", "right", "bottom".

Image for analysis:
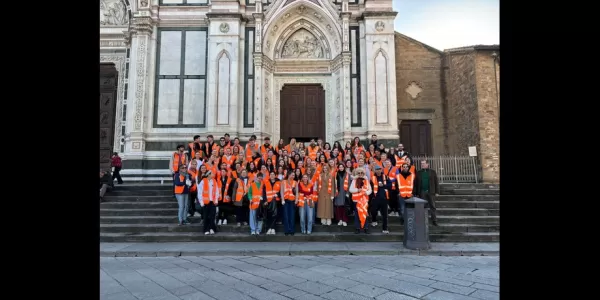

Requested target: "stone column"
[
  {"left": 125, "top": 13, "right": 155, "bottom": 158},
  {"left": 252, "top": 3, "right": 267, "bottom": 141},
  {"left": 362, "top": 11, "right": 399, "bottom": 145},
  {"left": 340, "top": 8, "right": 353, "bottom": 142},
  {"left": 206, "top": 11, "right": 243, "bottom": 134}
]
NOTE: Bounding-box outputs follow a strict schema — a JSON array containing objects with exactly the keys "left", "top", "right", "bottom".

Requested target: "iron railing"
[{"left": 411, "top": 156, "right": 482, "bottom": 183}]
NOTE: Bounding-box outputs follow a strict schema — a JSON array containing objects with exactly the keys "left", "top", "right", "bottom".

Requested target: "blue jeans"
[
  {"left": 249, "top": 209, "right": 258, "bottom": 233},
  {"left": 399, "top": 196, "right": 407, "bottom": 218},
  {"left": 283, "top": 200, "right": 296, "bottom": 233},
  {"left": 299, "top": 205, "right": 314, "bottom": 233},
  {"left": 175, "top": 193, "right": 189, "bottom": 223}
]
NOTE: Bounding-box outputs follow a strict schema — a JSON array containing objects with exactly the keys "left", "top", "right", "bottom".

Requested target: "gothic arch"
[
  {"left": 274, "top": 21, "right": 333, "bottom": 60},
  {"left": 263, "top": 0, "right": 342, "bottom": 60}
]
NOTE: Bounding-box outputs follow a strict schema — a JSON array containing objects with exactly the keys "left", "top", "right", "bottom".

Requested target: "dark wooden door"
[
  {"left": 100, "top": 63, "right": 118, "bottom": 170},
  {"left": 399, "top": 120, "right": 432, "bottom": 156},
  {"left": 280, "top": 84, "right": 325, "bottom": 143}
]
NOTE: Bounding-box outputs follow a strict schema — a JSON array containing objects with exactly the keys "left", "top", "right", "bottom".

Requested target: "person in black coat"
[{"left": 413, "top": 159, "right": 440, "bottom": 226}]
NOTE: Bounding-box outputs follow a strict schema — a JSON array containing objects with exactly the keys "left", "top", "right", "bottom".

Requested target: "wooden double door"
[
  {"left": 399, "top": 120, "right": 432, "bottom": 156},
  {"left": 280, "top": 84, "right": 326, "bottom": 143},
  {"left": 100, "top": 63, "right": 118, "bottom": 170}
]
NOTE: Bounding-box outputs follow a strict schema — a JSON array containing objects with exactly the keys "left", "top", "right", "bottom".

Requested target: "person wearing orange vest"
[
  {"left": 383, "top": 157, "right": 400, "bottom": 217},
  {"left": 170, "top": 145, "right": 188, "bottom": 198},
  {"left": 262, "top": 171, "right": 281, "bottom": 235},
  {"left": 280, "top": 172, "right": 298, "bottom": 235},
  {"left": 334, "top": 163, "right": 351, "bottom": 226},
  {"left": 248, "top": 172, "right": 264, "bottom": 235},
  {"left": 174, "top": 164, "right": 192, "bottom": 226},
  {"left": 307, "top": 139, "right": 320, "bottom": 161},
  {"left": 198, "top": 171, "right": 220, "bottom": 235},
  {"left": 217, "top": 168, "right": 235, "bottom": 226},
  {"left": 370, "top": 165, "right": 392, "bottom": 234},
  {"left": 231, "top": 169, "right": 251, "bottom": 226},
  {"left": 297, "top": 173, "right": 315, "bottom": 234},
  {"left": 349, "top": 167, "right": 372, "bottom": 234},
  {"left": 186, "top": 135, "right": 202, "bottom": 162},
  {"left": 397, "top": 163, "right": 416, "bottom": 225},
  {"left": 187, "top": 160, "right": 200, "bottom": 219}
]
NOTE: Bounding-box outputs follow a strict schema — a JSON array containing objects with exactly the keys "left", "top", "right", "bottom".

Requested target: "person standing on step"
[
  {"left": 349, "top": 167, "right": 372, "bottom": 234},
  {"left": 217, "top": 168, "right": 234, "bottom": 225},
  {"left": 397, "top": 163, "right": 415, "bottom": 225},
  {"left": 187, "top": 160, "right": 199, "bottom": 219},
  {"left": 111, "top": 152, "right": 124, "bottom": 184},
  {"left": 317, "top": 164, "right": 335, "bottom": 225},
  {"left": 297, "top": 174, "right": 315, "bottom": 234},
  {"left": 174, "top": 164, "right": 192, "bottom": 226},
  {"left": 198, "top": 171, "right": 219, "bottom": 235},
  {"left": 248, "top": 172, "right": 264, "bottom": 235},
  {"left": 169, "top": 145, "right": 188, "bottom": 197},
  {"left": 186, "top": 135, "right": 202, "bottom": 162},
  {"left": 232, "top": 169, "right": 250, "bottom": 226},
  {"left": 370, "top": 165, "right": 392, "bottom": 234},
  {"left": 334, "top": 163, "right": 351, "bottom": 226},
  {"left": 383, "top": 157, "right": 400, "bottom": 217},
  {"left": 263, "top": 171, "right": 281, "bottom": 235},
  {"left": 414, "top": 160, "right": 440, "bottom": 226},
  {"left": 280, "top": 172, "right": 297, "bottom": 236}
]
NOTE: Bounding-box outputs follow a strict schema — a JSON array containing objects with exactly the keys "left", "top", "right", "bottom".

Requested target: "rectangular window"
[
  {"left": 349, "top": 26, "right": 361, "bottom": 127},
  {"left": 244, "top": 27, "right": 255, "bottom": 128},
  {"left": 153, "top": 28, "right": 208, "bottom": 128},
  {"left": 160, "top": 0, "right": 209, "bottom": 6}
]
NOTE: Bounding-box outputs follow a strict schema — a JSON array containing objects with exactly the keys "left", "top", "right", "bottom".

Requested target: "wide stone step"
[
  {"left": 103, "top": 195, "right": 175, "bottom": 202},
  {"left": 436, "top": 195, "right": 499, "bottom": 201},
  {"left": 100, "top": 223, "right": 499, "bottom": 234},
  {"left": 440, "top": 184, "right": 499, "bottom": 190},
  {"left": 110, "top": 190, "right": 174, "bottom": 196},
  {"left": 99, "top": 231, "right": 499, "bottom": 243},
  {"left": 440, "top": 189, "right": 500, "bottom": 195},
  {"left": 112, "top": 184, "right": 171, "bottom": 191},
  {"left": 101, "top": 202, "right": 178, "bottom": 209},
  {"left": 436, "top": 201, "right": 499, "bottom": 209}
]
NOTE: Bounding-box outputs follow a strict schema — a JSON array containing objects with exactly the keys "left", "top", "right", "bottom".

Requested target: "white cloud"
[{"left": 393, "top": 0, "right": 499, "bottom": 50}]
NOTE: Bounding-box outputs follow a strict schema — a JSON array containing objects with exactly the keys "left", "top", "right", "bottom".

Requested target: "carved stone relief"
[
  {"left": 134, "top": 38, "right": 147, "bottom": 131},
  {"left": 296, "top": 5, "right": 307, "bottom": 15},
  {"left": 220, "top": 23, "right": 230, "bottom": 33},
  {"left": 406, "top": 81, "right": 423, "bottom": 99},
  {"left": 100, "top": 0, "right": 128, "bottom": 26},
  {"left": 281, "top": 29, "right": 324, "bottom": 59},
  {"left": 375, "top": 21, "right": 385, "bottom": 32},
  {"left": 139, "top": 0, "right": 148, "bottom": 7}
]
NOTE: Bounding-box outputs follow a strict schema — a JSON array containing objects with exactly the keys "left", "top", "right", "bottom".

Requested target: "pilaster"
[
  {"left": 253, "top": 3, "right": 268, "bottom": 141},
  {"left": 340, "top": 3, "right": 353, "bottom": 142}
]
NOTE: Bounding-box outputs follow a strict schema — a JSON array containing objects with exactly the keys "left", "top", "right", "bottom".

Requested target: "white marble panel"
[
  {"left": 187, "top": 0, "right": 208, "bottom": 4},
  {"left": 184, "top": 31, "right": 207, "bottom": 75},
  {"left": 247, "top": 78, "right": 254, "bottom": 124},
  {"left": 159, "top": 31, "right": 181, "bottom": 75},
  {"left": 352, "top": 77, "right": 358, "bottom": 124},
  {"left": 247, "top": 32, "right": 254, "bottom": 76},
  {"left": 162, "top": 0, "right": 183, "bottom": 4},
  {"left": 217, "top": 53, "right": 231, "bottom": 125},
  {"left": 182, "top": 79, "right": 205, "bottom": 125},
  {"left": 156, "top": 79, "right": 180, "bottom": 124},
  {"left": 375, "top": 52, "right": 389, "bottom": 124},
  {"left": 351, "top": 29, "right": 357, "bottom": 74}
]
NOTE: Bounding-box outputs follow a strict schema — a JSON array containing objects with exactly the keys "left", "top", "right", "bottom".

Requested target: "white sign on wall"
[{"left": 468, "top": 146, "right": 477, "bottom": 157}]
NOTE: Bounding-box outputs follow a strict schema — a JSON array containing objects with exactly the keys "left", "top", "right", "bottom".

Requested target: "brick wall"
[{"left": 394, "top": 32, "right": 447, "bottom": 155}]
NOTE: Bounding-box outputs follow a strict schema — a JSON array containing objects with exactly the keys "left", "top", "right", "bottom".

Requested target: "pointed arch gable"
[{"left": 274, "top": 21, "right": 332, "bottom": 60}]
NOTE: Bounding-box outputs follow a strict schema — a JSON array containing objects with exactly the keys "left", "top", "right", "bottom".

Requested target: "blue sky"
[{"left": 392, "top": 0, "right": 499, "bottom": 51}]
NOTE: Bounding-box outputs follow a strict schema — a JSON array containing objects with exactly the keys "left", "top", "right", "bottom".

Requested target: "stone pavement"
[
  {"left": 100, "top": 242, "right": 499, "bottom": 257},
  {"left": 101, "top": 255, "right": 499, "bottom": 300}
]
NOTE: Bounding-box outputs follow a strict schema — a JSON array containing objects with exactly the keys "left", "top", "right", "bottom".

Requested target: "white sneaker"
[
  {"left": 382, "top": 230, "right": 389, "bottom": 234},
  {"left": 271, "top": 229, "right": 276, "bottom": 235},
  {"left": 342, "top": 222, "right": 347, "bottom": 227},
  {"left": 255, "top": 231, "right": 260, "bottom": 235},
  {"left": 321, "top": 220, "right": 326, "bottom": 225},
  {"left": 243, "top": 222, "right": 248, "bottom": 225},
  {"left": 378, "top": 212, "right": 381, "bottom": 217},
  {"left": 222, "top": 219, "right": 227, "bottom": 225},
  {"left": 372, "top": 222, "right": 378, "bottom": 227},
  {"left": 338, "top": 220, "right": 343, "bottom": 225},
  {"left": 251, "top": 232, "right": 256, "bottom": 235},
  {"left": 205, "top": 231, "right": 210, "bottom": 235},
  {"left": 217, "top": 220, "right": 222, "bottom": 225},
  {"left": 326, "top": 219, "right": 332, "bottom": 225},
  {"left": 210, "top": 229, "right": 215, "bottom": 235},
  {"left": 237, "top": 222, "right": 241, "bottom": 226}
]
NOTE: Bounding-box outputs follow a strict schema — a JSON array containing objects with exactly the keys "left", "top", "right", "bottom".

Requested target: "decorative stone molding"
[
  {"left": 133, "top": 38, "right": 147, "bottom": 131},
  {"left": 219, "top": 23, "right": 230, "bottom": 33},
  {"left": 274, "top": 76, "right": 333, "bottom": 142},
  {"left": 130, "top": 16, "right": 154, "bottom": 36},
  {"left": 375, "top": 21, "right": 385, "bottom": 32},
  {"left": 100, "top": 55, "right": 126, "bottom": 152},
  {"left": 273, "top": 19, "right": 334, "bottom": 60},
  {"left": 100, "top": 0, "right": 128, "bottom": 26},
  {"left": 405, "top": 81, "right": 423, "bottom": 99}
]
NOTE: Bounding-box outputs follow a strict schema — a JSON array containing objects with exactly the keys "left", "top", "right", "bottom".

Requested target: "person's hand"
[
  {"left": 331, "top": 197, "right": 334, "bottom": 200},
  {"left": 378, "top": 182, "right": 383, "bottom": 187},
  {"left": 200, "top": 201, "right": 205, "bottom": 207}
]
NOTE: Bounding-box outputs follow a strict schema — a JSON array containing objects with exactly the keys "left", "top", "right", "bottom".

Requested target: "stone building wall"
[{"left": 394, "top": 33, "right": 447, "bottom": 155}]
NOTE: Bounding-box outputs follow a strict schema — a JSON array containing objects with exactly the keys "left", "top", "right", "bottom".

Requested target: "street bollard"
[{"left": 403, "top": 197, "right": 431, "bottom": 250}]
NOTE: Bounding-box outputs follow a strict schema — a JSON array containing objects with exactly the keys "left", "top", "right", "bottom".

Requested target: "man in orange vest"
[
  {"left": 370, "top": 165, "right": 392, "bottom": 234},
  {"left": 248, "top": 172, "right": 264, "bottom": 235},
  {"left": 262, "top": 171, "right": 281, "bottom": 235},
  {"left": 397, "top": 163, "right": 416, "bottom": 225},
  {"left": 174, "top": 164, "right": 192, "bottom": 226},
  {"left": 170, "top": 145, "right": 187, "bottom": 198},
  {"left": 198, "top": 170, "right": 220, "bottom": 235}
]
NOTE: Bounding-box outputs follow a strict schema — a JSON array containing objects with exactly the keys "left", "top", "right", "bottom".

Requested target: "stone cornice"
[
  {"left": 358, "top": 11, "right": 398, "bottom": 20},
  {"left": 206, "top": 13, "right": 247, "bottom": 21},
  {"left": 130, "top": 16, "right": 154, "bottom": 35}
]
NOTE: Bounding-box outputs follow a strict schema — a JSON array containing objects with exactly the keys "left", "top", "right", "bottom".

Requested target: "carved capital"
[
  {"left": 341, "top": 51, "right": 352, "bottom": 64},
  {"left": 130, "top": 16, "right": 154, "bottom": 36},
  {"left": 253, "top": 13, "right": 263, "bottom": 21},
  {"left": 340, "top": 12, "right": 352, "bottom": 19}
]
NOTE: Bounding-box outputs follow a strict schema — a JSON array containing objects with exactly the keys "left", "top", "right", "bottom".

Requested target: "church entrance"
[
  {"left": 279, "top": 84, "right": 326, "bottom": 143},
  {"left": 399, "top": 120, "right": 433, "bottom": 156},
  {"left": 100, "top": 63, "right": 119, "bottom": 170}
]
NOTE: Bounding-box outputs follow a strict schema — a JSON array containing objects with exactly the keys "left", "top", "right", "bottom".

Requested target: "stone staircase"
[{"left": 100, "top": 183, "right": 499, "bottom": 242}]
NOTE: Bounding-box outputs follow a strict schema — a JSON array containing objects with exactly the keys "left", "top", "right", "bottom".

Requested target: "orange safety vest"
[
  {"left": 219, "top": 177, "right": 232, "bottom": 203},
  {"left": 264, "top": 180, "right": 281, "bottom": 202},
  {"left": 297, "top": 182, "right": 313, "bottom": 207},
  {"left": 200, "top": 178, "right": 219, "bottom": 205},
  {"left": 234, "top": 178, "right": 250, "bottom": 202},
  {"left": 384, "top": 166, "right": 399, "bottom": 190},
  {"left": 371, "top": 175, "right": 389, "bottom": 199},
  {"left": 307, "top": 146, "right": 319, "bottom": 161},
  {"left": 172, "top": 152, "right": 187, "bottom": 172},
  {"left": 205, "top": 142, "right": 217, "bottom": 156},
  {"left": 281, "top": 180, "right": 297, "bottom": 200},
  {"left": 245, "top": 143, "right": 259, "bottom": 162},
  {"left": 398, "top": 173, "right": 414, "bottom": 198},
  {"left": 351, "top": 178, "right": 369, "bottom": 228},
  {"left": 249, "top": 182, "right": 263, "bottom": 210},
  {"left": 221, "top": 155, "right": 236, "bottom": 168},
  {"left": 174, "top": 174, "right": 187, "bottom": 194},
  {"left": 188, "top": 169, "right": 198, "bottom": 192}
]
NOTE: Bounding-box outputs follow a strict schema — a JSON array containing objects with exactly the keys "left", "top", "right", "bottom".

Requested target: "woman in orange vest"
[
  {"left": 297, "top": 174, "right": 316, "bottom": 234},
  {"left": 334, "top": 163, "right": 351, "bottom": 226},
  {"left": 280, "top": 172, "right": 298, "bottom": 235},
  {"left": 262, "top": 171, "right": 281, "bottom": 235},
  {"left": 217, "top": 168, "right": 234, "bottom": 226},
  {"left": 198, "top": 171, "right": 220, "bottom": 235},
  {"left": 248, "top": 173, "right": 264, "bottom": 235},
  {"left": 187, "top": 161, "right": 200, "bottom": 219},
  {"left": 349, "top": 167, "right": 372, "bottom": 234},
  {"left": 231, "top": 169, "right": 251, "bottom": 226},
  {"left": 293, "top": 169, "right": 302, "bottom": 182},
  {"left": 174, "top": 164, "right": 192, "bottom": 226}
]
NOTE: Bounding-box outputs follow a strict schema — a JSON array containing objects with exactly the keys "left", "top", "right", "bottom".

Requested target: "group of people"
[{"left": 169, "top": 134, "right": 440, "bottom": 236}]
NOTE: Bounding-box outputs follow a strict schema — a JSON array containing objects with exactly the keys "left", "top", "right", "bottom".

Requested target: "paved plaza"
[{"left": 101, "top": 254, "right": 499, "bottom": 300}]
